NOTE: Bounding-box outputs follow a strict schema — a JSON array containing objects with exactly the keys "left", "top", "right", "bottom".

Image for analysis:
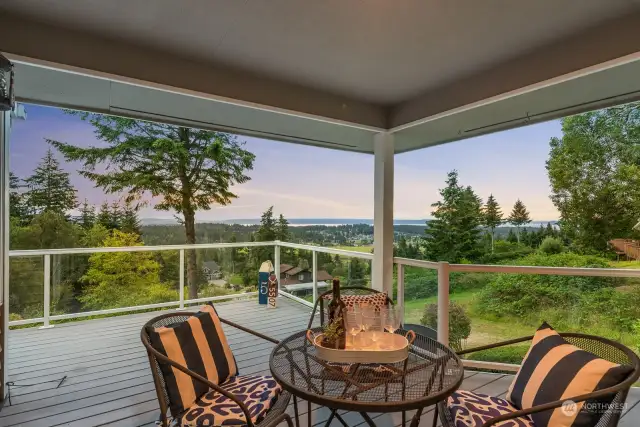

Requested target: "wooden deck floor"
[{"left": 2, "top": 297, "right": 639, "bottom": 427}]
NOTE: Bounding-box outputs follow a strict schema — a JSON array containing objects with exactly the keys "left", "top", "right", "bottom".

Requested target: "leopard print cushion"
[
  {"left": 322, "top": 292, "right": 388, "bottom": 309},
  {"left": 180, "top": 375, "right": 282, "bottom": 426},
  {"left": 447, "top": 390, "right": 535, "bottom": 427}
]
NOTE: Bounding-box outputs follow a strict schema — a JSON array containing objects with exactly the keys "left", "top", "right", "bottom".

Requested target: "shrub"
[
  {"left": 421, "top": 302, "right": 471, "bottom": 352},
  {"left": 450, "top": 272, "right": 491, "bottom": 292},
  {"left": 539, "top": 237, "right": 564, "bottom": 255},
  {"left": 403, "top": 268, "right": 438, "bottom": 300},
  {"left": 477, "top": 253, "right": 615, "bottom": 318}
]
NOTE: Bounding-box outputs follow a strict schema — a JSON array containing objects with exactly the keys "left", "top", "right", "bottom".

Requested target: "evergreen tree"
[
  {"left": 482, "top": 194, "right": 503, "bottom": 253},
  {"left": 275, "top": 213, "right": 290, "bottom": 241},
  {"left": 506, "top": 229, "right": 518, "bottom": 243},
  {"left": 120, "top": 201, "right": 142, "bottom": 235},
  {"left": 397, "top": 235, "right": 409, "bottom": 257},
  {"left": 507, "top": 199, "right": 531, "bottom": 243},
  {"left": 110, "top": 201, "right": 123, "bottom": 230},
  {"left": 9, "top": 172, "right": 29, "bottom": 222},
  {"left": 24, "top": 148, "right": 77, "bottom": 216},
  {"left": 255, "top": 206, "right": 277, "bottom": 241},
  {"left": 96, "top": 201, "right": 112, "bottom": 230},
  {"left": 424, "top": 171, "right": 483, "bottom": 262},
  {"left": 78, "top": 199, "right": 96, "bottom": 230},
  {"left": 51, "top": 113, "right": 254, "bottom": 299}
]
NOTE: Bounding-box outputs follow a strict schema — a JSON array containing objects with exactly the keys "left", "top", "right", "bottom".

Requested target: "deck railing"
[
  {"left": 394, "top": 257, "right": 640, "bottom": 371},
  {"left": 7, "top": 241, "right": 373, "bottom": 327}
]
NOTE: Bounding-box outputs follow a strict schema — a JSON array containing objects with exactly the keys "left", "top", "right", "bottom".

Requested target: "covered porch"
[
  {"left": 1, "top": 1, "right": 640, "bottom": 425},
  {"left": 2, "top": 296, "right": 640, "bottom": 427}
]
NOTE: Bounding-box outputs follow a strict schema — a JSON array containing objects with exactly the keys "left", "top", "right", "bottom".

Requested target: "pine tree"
[
  {"left": 507, "top": 199, "right": 531, "bottom": 243},
  {"left": 482, "top": 194, "right": 503, "bottom": 253},
  {"left": 256, "top": 206, "right": 277, "bottom": 241},
  {"left": 506, "top": 229, "right": 518, "bottom": 243},
  {"left": 78, "top": 199, "right": 96, "bottom": 229},
  {"left": 110, "top": 201, "right": 122, "bottom": 230},
  {"left": 96, "top": 201, "right": 112, "bottom": 230},
  {"left": 425, "top": 171, "right": 483, "bottom": 262},
  {"left": 120, "top": 201, "right": 142, "bottom": 235},
  {"left": 275, "top": 213, "right": 290, "bottom": 241},
  {"left": 9, "top": 172, "right": 29, "bottom": 222},
  {"left": 24, "top": 148, "right": 77, "bottom": 216}
]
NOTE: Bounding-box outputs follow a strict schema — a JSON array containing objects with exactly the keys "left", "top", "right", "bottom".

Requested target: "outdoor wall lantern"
[{"left": 0, "top": 53, "right": 15, "bottom": 112}]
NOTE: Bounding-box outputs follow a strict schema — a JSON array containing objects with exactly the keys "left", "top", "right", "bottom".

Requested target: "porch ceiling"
[{"left": 1, "top": 1, "right": 640, "bottom": 153}]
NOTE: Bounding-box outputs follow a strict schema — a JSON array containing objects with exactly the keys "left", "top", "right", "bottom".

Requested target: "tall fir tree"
[
  {"left": 110, "top": 201, "right": 123, "bottom": 230},
  {"left": 96, "top": 201, "right": 112, "bottom": 230},
  {"left": 507, "top": 199, "right": 531, "bottom": 243},
  {"left": 9, "top": 172, "right": 29, "bottom": 222},
  {"left": 78, "top": 199, "right": 96, "bottom": 229},
  {"left": 275, "top": 213, "right": 290, "bottom": 241},
  {"left": 24, "top": 148, "right": 77, "bottom": 216},
  {"left": 482, "top": 194, "right": 503, "bottom": 253},
  {"left": 120, "top": 201, "right": 142, "bottom": 235},
  {"left": 424, "top": 171, "right": 483, "bottom": 262},
  {"left": 50, "top": 113, "right": 254, "bottom": 299}
]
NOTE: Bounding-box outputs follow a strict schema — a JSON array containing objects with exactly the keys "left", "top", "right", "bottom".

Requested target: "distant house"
[
  {"left": 279, "top": 264, "right": 332, "bottom": 295},
  {"left": 202, "top": 261, "right": 222, "bottom": 281}
]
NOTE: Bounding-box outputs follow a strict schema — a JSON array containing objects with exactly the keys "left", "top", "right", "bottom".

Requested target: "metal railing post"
[
  {"left": 312, "top": 250, "right": 318, "bottom": 303},
  {"left": 396, "top": 263, "right": 404, "bottom": 324},
  {"left": 40, "top": 254, "right": 53, "bottom": 329},
  {"left": 437, "top": 261, "right": 450, "bottom": 345},
  {"left": 274, "top": 242, "right": 281, "bottom": 291},
  {"left": 178, "top": 249, "right": 185, "bottom": 310}
]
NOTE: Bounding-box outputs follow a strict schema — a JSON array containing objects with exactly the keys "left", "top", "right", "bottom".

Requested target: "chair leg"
[
  {"left": 293, "top": 396, "right": 300, "bottom": 427},
  {"left": 432, "top": 404, "right": 439, "bottom": 427}
]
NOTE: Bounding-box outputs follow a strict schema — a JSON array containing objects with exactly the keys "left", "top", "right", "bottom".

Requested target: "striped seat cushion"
[
  {"left": 148, "top": 303, "right": 238, "bottom": 416},
  {"left": 507, "top": 322, "right": 633, "bottom": 427}
]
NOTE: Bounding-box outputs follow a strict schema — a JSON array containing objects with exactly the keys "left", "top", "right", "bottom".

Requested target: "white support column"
[
  {"left": 372, "top": 132, "right": 394, "bottom": 295},
  {"left": 1, "top": 111, "right": 10, "bottom": 399}
]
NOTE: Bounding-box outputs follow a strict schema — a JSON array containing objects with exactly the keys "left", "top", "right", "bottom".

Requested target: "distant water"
[{"left": 142, "top": 218, "right": 558, "bottom": 227}]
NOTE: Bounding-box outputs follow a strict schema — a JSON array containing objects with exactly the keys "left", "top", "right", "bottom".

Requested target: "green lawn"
[
  {"left": 403, "top": 289, "right": 534, "bottom": 348},
  {"left": 335, "top": 245, "right": 373, "bottom": 253}
]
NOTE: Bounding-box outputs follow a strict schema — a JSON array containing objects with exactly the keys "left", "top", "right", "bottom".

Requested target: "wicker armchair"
[
  {"left": 141, "top": 312, "right": 293, "bottom": 427},
  {"left": 306, "top": 286, "right": 394, "bottom": 329},
  {"left": 437, "top": 333, "right": 640, "bottom": 427}
]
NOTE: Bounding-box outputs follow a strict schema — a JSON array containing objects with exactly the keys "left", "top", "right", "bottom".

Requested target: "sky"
[{"left": 9, "top": 104, "right": 562, "bottom": 221}]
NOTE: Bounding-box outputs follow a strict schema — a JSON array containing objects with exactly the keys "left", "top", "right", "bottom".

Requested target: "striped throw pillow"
[
  {"left": 507, "top": 322, "right": 632, "bottom": 427},
  {"left": 148, "top": 303, "right": 238, "bottom": 416}
]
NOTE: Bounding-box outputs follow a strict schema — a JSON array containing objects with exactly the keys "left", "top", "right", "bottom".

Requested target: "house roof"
[
  {"left": 279, "top": 264, "right": 294, "bottom": 274},
  {"left": 285, "top": 267, "right": 303, "bottom": 276},
  {"left": 203, "top": 261, "right": 220, "bottom": 272},
  {"left": 316, "top": 270, "right": 333, "bottom": 282}
]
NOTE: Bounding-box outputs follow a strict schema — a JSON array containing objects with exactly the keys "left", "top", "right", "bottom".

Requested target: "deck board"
[{"left": 2, "top": 297, "right": 638, "bottom": 426}]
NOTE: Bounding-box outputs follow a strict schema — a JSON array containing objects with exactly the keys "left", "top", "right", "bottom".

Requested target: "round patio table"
[{"left": 269, "top": 327, "right": 464, "bottom": 427}]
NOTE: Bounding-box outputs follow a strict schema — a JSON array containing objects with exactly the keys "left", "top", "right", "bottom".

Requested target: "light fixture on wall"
[{"left": 0, "top": 53, "right": 15, "bottom": 112}]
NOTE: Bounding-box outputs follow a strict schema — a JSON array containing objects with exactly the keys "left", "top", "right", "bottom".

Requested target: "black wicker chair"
[
  {"left": 437, "top": 334, "right": 640, "bottom": 427},
  {"left": 141, "top": 312, "right": 293, "bottom": 427},
  {"left": 306, "top": 286, "right": 394, "bottom": 329}
]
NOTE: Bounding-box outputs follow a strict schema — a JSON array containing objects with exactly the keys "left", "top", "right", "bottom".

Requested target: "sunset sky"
[{"left": 10, "top": 104, "right": 562, "bottom": 221}]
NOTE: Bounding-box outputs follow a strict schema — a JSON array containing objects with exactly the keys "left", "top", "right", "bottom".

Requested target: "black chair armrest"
[
  {"left": 457, "top": 335, "right": 534, "bottom": 356},
  {"left": 220, "top": 317, "right": 280, "bottom": 344}
]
